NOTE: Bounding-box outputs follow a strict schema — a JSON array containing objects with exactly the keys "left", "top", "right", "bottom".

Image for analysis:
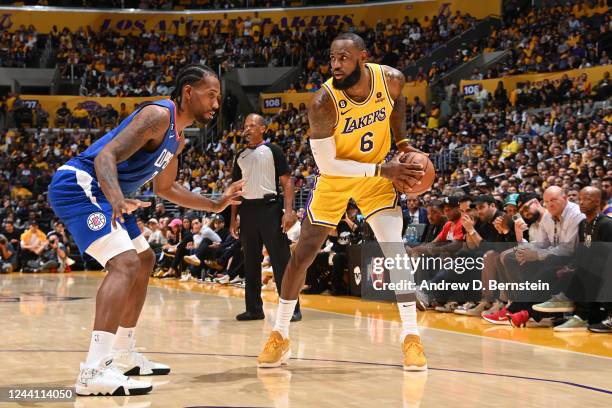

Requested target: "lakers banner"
[
  {"left": 460, "top": 65, "right": 612, "bottom": 99},
  {"left": 20, "top": 95, "right": 163, "bottom": 127},
  {"left": 260, "top": 82, "right": 428, "bottom": 114},
  {"left": 0, "top": 1, "right": 500, "bottom": 34}
]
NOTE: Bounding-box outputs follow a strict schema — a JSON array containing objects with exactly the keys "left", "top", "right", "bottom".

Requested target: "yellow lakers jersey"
[{"left": 321, "top": 63, "right": 394, "bottom": 165}]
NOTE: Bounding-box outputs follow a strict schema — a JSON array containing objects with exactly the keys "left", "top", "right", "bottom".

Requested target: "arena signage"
[
  {"left": 0, "top": 1, "right": 501, "bottom": 34},
  {"left": 462, "top": 83, "right": 481, "bottom": 96},
  {"left": 460, "top": 65, "right": 612, "bottom": 98}
]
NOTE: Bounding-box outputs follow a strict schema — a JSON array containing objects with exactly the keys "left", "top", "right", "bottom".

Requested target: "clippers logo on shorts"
[{"left": 87, "top": 212, "right": 107, "bottom": 231}]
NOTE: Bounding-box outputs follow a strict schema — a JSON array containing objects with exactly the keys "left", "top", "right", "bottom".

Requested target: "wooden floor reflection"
[{"left": 0, "top": 272, "right": 611, "bottom": 408}]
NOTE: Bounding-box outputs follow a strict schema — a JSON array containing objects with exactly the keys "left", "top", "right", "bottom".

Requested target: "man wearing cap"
[
  {"left": 484, "top": 193, "right": 547, "bottom": 327},
  {"left": 490, "top": 188, "right": 584, "bottom": 327},
  {"left": 434, "top": 197, "right": 465, "bottom": 245},
  {"left": 503, "top": 193, "right": 520, "bottom": 218},
  {"left": 411, "top": 196, "right": 466, "bottom": 312},
  {"left": 230, "top": 113, "right": 300, "bottom": 322},
  {"left": 463, "top": 195, "right": 510, "bottom": 250},
  {"left": 456, "top": 195, "right": 510, "bottom": 316}
]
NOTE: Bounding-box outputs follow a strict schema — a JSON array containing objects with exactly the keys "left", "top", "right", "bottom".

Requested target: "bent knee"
[
  {"left": 138, "top": 248, "right": 156, "bottom": 268},
  {"left": 106, "top": 251, "right": 141, "bottom": 277}
]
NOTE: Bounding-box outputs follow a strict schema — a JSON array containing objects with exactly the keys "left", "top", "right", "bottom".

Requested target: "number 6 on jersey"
[{"left": 360, "top": 131, "right": 374, "bottom": 152}]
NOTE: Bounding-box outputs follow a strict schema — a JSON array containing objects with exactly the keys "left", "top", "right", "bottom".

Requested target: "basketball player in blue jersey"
[{"left": 48, "top": 64, "right": 243, "bottom": 396}]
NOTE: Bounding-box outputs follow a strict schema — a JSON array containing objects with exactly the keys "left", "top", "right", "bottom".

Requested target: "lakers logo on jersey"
[
  {"left": 341, "top": 107, "right": 387, "bottom": 134},
  {"left": 321, "top": 63, "right": 395, "bottom": 164}
]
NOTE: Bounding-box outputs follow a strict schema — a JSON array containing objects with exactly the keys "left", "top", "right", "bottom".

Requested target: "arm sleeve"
[{"left": 310, "top": 137, "right": 376, "bottom": 177}]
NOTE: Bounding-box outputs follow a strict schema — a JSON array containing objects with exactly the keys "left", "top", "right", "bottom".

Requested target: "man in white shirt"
[{"left": 501, "top": 188, "right": 584, "bottom": 327}]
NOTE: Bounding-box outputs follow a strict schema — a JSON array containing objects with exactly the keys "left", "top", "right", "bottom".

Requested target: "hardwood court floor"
[{"left": 0, "top": 272, "right": 611, "bottom": 408}]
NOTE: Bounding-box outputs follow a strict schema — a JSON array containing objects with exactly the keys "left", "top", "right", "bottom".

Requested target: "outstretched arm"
[
  {"left": 153, "top": 146, "right": 243, "bottom": 213},
  {"left": 383, "top": 65, "right": 426, "bottom": 155}
]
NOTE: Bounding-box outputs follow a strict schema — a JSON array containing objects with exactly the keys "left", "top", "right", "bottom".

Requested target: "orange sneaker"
[
  {"left": 402, "top": 335, "right": 427, "bottom": 371},
  {"left": 257, "top": 331, "right": 291, "bottom": 368}
]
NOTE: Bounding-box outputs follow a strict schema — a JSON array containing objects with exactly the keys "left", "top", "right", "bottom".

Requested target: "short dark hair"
[
  {"left": 171, "top": 63, "right": 217, "bottom": 109},
  {"left": 332, "top": 32, "right": 366, "bottom": 51},
  {"left": 427, "top": 200, "right": 443, "bottom": 210}
]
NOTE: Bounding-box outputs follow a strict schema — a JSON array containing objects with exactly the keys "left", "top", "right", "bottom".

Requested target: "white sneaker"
[
  {"left": 229, "top": 276, "right": 244, "bottom": 285},
  {"left": 75, "top": 357, "right": 152, "bottom": 396},
  {"left": 179, "top": 274, "right": 191, "bottom": 282},
  {"left": 112, "top": 350, "right": 171, "bottom": 376},
  {"left": 214, "top": 275, "right": 230, "bottom": 284}
]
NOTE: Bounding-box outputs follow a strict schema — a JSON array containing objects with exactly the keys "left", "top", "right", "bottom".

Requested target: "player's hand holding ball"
[{"left": 380, "top": 152, "right": 435, "bottom": 195}]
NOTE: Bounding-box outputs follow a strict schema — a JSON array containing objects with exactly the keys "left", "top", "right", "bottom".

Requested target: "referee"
[{"left": 230, "top": 113, "right": 301, "bottom": 322}]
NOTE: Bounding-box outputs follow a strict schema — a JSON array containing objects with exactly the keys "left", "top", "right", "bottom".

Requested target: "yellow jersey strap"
[{"left": 375, "top": 64, "right": 395, "bottom": 108}]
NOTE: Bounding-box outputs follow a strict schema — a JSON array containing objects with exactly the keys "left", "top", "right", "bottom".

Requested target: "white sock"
[
  {"left": 398, "top": 302, "right": 419, "bottom": 341},
  {"left": 113, "top": 326, "right": 135, "bottom": 352},
  {"left": 273, "top": 298, "right": 297, "bottom": 339},
  {"left": 84, "top": 331, "right": 115, "bottom": 368}
]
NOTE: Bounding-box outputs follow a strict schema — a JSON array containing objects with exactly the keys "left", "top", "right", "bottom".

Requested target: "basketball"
[{"left": 393, "top": 152, "right": 435, "bottom": 195}]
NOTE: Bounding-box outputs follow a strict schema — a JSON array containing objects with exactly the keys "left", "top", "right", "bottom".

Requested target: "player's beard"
[
  {"left": 332, "top": 64, "right": 362, "bottom": 90},
  {"left": 194, "top": 112, "right": 213, "bottom": 124}
]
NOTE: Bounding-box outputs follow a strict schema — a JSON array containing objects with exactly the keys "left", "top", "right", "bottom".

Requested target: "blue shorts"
[{"left": 48, "top": 166, "right": 142, "bottom": 254}]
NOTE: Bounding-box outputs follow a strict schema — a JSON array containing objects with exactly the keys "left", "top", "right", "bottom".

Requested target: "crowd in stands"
[
  {"left": 487, "top": 0, "right": 611, "bottom": 75},
  {"left": 5, "top": 1, "right": 609, "bottom": 95},
  {"left": 27, "top": 1, "right": 350, "bottom": 10},
  {"left": 0, "top": 1, "right": 610, "bottom": 334},
  {"left": 413, "top": 0, "right": 610, "bottom": 83},
  {"left": 0, "top": 25, "right": 43, "bottom": 68},
  {"left": 1, "top": 8, "right": 480, "bottom": 95},
  {"left": 452, "top": 69, "right": 611, "bottom": 114}
]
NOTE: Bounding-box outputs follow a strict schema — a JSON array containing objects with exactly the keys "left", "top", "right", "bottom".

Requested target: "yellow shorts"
[{"left": 306, "top": 175, "right": 399, "bottom": 227}]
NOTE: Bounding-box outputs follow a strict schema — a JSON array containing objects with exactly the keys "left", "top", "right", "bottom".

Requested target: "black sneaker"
[
  {"left": 236, "top": 311, "right": 265, "bottom": 321},
  {"left": 588, "top": 315, "right": 612, "bottom": 333},
  {"left": 290, "top": 310, "right": 302, "bottom": 322}
]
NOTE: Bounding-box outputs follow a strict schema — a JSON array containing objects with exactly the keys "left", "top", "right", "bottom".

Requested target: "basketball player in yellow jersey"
[{"left": 257, "top": 32, "right": 428, "bottom": 371}]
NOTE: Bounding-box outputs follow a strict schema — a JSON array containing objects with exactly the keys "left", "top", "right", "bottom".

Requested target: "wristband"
[{"left": 396, "top": 138, "right": 411, "bottom": 146}]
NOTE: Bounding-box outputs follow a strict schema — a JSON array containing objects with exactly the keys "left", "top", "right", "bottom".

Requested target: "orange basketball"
[{"left": 393, "top": 152, "right": 436, "bottom": 195}]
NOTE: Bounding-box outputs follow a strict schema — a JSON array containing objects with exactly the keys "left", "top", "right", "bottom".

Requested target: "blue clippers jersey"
[{"left": 65, "top": 99, "right": 180, "bottom": 195}]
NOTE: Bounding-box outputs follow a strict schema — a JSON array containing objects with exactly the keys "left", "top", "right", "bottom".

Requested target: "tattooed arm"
[
  {"left": 94, "top": 105, "right": 169, "bottom": 226},
  {"left": 383, "top": 65, "right": 426, "bottom": 155}
]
